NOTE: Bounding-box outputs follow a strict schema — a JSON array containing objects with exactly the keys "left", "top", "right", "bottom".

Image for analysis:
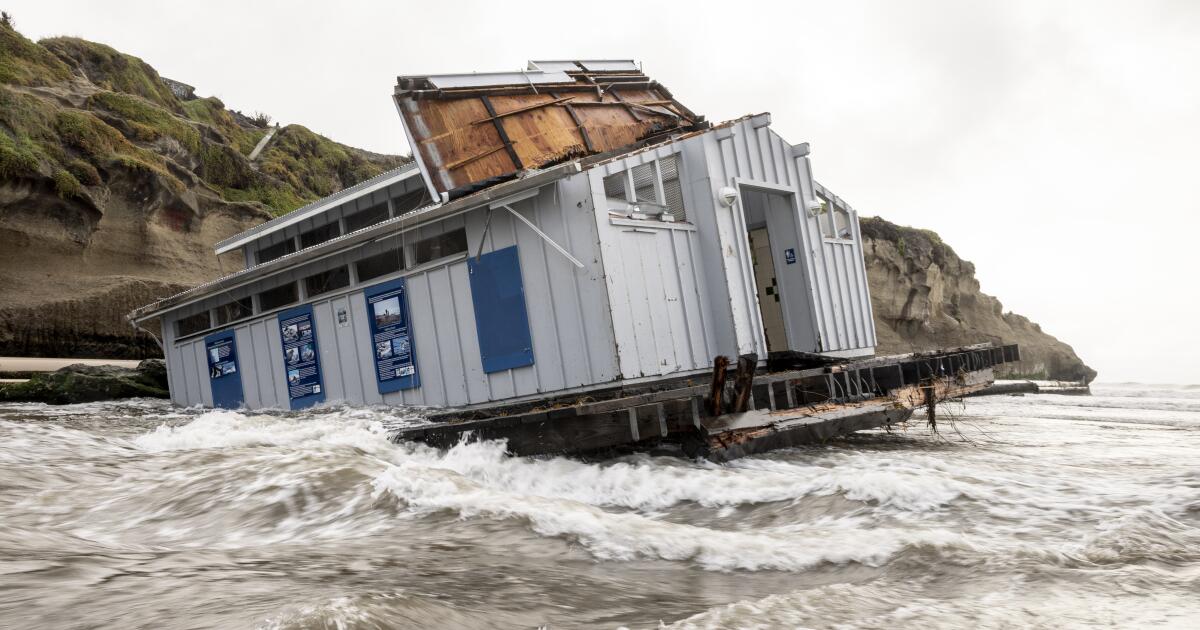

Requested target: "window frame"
[
  {"left": 213, "top": 297, "right": 253, "bottom": 326},
  {"left": 257, "top": 281, "right": 299, "bottom": 312},
  {"left": 355, "top": 247, "right": 406, "bottom": 283},
  {"left": 257, "top": 238, "right": 297, "bottom": 265},
  {"left": 412, "top": 227, "right": 468, "bottom": 266},
  {"left": 303, "top": 266, "right": 351, "bottom": 298},
  {"left": 601, "top": 153, "right": 688, "bottom": 223},
  {"left": 175, "top": 310, "right": 212, "bottom": 338},
  {"left": 299, "top": 221, "right": 343, "bottom": 250},
  {"left": 344, "top": 201, "right": 390, "bottom": 234}
]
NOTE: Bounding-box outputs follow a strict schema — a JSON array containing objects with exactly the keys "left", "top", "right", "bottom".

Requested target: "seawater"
[{"left": 0, "top": 384, "right": 1197, "bottom": 628}]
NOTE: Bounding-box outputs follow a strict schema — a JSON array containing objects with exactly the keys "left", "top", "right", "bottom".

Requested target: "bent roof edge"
[{"left": 213, "top": 162, "right": 421, "bottom": 255}]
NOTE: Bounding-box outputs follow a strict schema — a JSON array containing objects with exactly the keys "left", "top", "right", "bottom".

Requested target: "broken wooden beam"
[
  {"left": 469, "top": 96, "right": 577, "bottom": 125},
  {"left": 478, "top": 95, "right": 524, "bottom": 170},
  {"left": 732, "top": 353, "right": 757, "bottom": 413},
  {"left": 708, "top": 355, "right": 729, "bottom": 416}
]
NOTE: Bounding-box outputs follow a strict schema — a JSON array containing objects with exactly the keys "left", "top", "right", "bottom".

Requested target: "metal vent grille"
[
  {"left": 660, "top": 155, "right": 685, "bottom": 222},
  {"left": 603, "top": 172, "right": 627, "bottom": 203},
  {"left": 632, "top": 163, "right": 656, "bottom": 204}
]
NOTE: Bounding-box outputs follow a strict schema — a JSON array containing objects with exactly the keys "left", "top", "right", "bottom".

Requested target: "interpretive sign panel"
[
  {"left": 277, "top": 305, "right": 325, "bottom": 409},
  {"left": 204, "top": 330, "right": 244, "bottom": 409},
  {"left": 364, "top": 278, "right": 419, "bottom": 394}
]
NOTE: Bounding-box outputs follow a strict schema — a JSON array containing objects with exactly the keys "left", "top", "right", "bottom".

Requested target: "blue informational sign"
[
  {"left": 204, "top": 330, "right": 244, "bottom": 409},
  {"left": 468, "top": 246, "right": 534, "bottom": 373},
  {"left": 364, "top": 277, "right": 420, "bottom": 394},
  {"left": 277, "top": 305, "right": 325, "bottom": 409},
  {"left": 784, "top": 248, "right": 796, "bottom": 265}
]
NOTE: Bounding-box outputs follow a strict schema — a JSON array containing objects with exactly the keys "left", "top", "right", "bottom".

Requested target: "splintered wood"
[{"left": 395, "top": 69, "right": 702, "bottom": 196}]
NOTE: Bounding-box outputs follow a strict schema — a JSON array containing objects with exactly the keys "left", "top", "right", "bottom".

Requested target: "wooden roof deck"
[{"left": 395, "top": 62, "right": 706, "bottom": 199}]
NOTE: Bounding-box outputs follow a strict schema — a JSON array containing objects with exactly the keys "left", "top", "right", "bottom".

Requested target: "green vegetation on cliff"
[
  {"left": 0, "top": 85, "right": 180, "bottom": 196},
  {"left": 40, "top": 37, "right": 180, "bottom": 110},
  {"left": 0, "top": 17, "right": 410, "bottom": 359},
  {"left": 0, "top": 20, "right": 70, "bottom": 85},
  {"left": 0, "top": 22, "right": 407, "bottom": 217}
]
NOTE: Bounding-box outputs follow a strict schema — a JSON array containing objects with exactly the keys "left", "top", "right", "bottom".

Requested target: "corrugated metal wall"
[
  {"left": 589, "top": 145, "right": 717, "bottom": 380},
  {"left": 160, "top": 115, "right": 876, "bottom": 410},
  {"left": 675, "top": 114, "right": 876, "bottom": 357},
  {"left": 162, "top": 174, "right": 618, "bottom": 409}
]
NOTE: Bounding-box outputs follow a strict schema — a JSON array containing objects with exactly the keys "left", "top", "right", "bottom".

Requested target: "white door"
[{"left": 748, "top": 228, "right": 788, "bottom": 352}]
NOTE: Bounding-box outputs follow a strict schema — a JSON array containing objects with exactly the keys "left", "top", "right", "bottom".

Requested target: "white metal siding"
[
  {"left": 590, "top": 145, "right": 717, "bottom": 380},
  {"left": 158, "top": 117, "right": 875, "bottom": 410},
  {"left": 682, "top": 116, "right": 875, "bottom": 357},
  {"left": 162, "top": 174, "right": 618, "bottom": 410}
]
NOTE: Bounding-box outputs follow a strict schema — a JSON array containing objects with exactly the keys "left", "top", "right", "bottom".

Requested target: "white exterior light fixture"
[{"left": 718, "top": 186, "right": 738, "bottom": 207}]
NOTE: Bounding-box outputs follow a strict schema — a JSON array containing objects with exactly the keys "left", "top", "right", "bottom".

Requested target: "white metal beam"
[{"left": 501, "top": 204, "right": 584, "bottom": 269}]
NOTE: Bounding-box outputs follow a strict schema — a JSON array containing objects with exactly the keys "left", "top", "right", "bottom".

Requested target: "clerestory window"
[{"left": 602, "top": 154, "right": 687, "bottom": 222}]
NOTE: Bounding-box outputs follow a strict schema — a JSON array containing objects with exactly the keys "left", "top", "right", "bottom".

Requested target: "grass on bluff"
[
  {"left": 0, "top": 19, "right": 71, "bottom": 86},
  {"left": 54, "top": 108, "right": 184, "bottom": 192},
  {"left": 39, "top": 36, "right": 180, "bottom": 111},
  {"left": 0, "top": 85, "right": 184, "bottom": 194},
  {"left": 88, "top": 91, "right": 201, "bottom": 152},
  {"left": 181, "top": 97, "right": 266, "bottom": 156},
  {"left": 259, "top": 125, "right": 390, "bottom": 200},
  {"left": 0, "top": 22, "right": 404, "bottom": 216}
]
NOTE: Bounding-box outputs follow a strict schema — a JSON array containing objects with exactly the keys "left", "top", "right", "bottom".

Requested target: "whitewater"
[{"left": 1, "top": 383, "right": 1197, "bottom": 628}]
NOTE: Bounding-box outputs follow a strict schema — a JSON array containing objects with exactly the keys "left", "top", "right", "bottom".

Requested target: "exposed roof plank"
[
  {"left": 479, "top": 95, "right": 525, "bottom": 171},
  {"left": 469, "top": 95, "right": 577, "bottom": 126},
  {"left": 394, "top": 60, "right": 702, "bottom": 197}
]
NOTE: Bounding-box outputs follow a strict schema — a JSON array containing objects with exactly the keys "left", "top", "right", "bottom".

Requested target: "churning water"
[{"left": 1, "top": 384, "right": 1197, "bottom": 629}]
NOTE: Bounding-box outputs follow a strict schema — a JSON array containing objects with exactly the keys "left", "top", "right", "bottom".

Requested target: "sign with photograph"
[
  {"left": 277, "top": 305, "right": 325, "bottom": 409},
  {"left": 364, "top": 277, "right": 419, "bottom": 394},
  {"left": 203, "top": 330, "right": 243, "bottom": 409}
]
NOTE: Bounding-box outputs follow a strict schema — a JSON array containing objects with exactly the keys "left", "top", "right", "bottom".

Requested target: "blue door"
[{"left": 468, "top": 245, "right": 535, "bottom": 373}]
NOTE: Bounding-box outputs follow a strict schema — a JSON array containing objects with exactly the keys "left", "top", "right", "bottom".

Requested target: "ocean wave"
[
  {"left": 131, "top": 406, "right": 419, "bottom": 455},
  {"left": 377, "top": 438, "right": 974, "bottom": 512},
  {"left": 370, "top": 449, "right": 970, "bottom": 572}
]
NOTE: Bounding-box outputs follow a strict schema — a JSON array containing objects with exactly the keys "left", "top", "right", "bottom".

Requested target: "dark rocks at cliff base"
[{"left": 0, "top": 359, "right": 168, "bottom": 404}]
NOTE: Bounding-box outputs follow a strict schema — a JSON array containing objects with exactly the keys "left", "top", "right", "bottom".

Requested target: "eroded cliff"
[
  {"left": 861, "top": 216, "right": 1095, "bottom": 382},
  {"left": 0, "top": 24, "right": 406, "bottom": 357}
]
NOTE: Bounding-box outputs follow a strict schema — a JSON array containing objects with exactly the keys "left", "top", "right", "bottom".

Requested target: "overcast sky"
[{"left": 10, "top": 0, "right": 1198, "bottom": 382}]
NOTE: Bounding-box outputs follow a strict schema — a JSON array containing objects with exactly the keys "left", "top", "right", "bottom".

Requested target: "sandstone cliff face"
[
  {"left": 860, "top": 217, "right": 1096, "bottom": 382},
  {"left": 0, "top": 25, "right": 405, "bottom": 358}
]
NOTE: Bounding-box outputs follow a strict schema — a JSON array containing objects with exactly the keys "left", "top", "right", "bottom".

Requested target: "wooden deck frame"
[{"left": 391, "top": 343, "right": 1021, "bottom": 461}]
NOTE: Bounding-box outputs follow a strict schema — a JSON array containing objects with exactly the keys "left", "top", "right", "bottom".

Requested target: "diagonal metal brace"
[{"left": 501, "top": 204, "right": 585, "bottom": 269}]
